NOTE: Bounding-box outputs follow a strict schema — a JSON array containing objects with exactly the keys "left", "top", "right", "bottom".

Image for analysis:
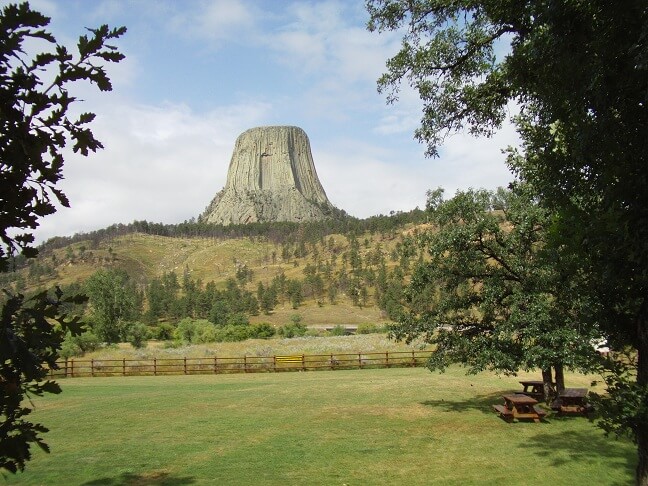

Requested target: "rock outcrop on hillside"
[{"left": 200, "top": 126, "right": 341, "bottom": 225}]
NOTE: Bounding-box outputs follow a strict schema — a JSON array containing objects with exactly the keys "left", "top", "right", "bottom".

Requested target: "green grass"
[{"left": 6, "top": 368, "right": 636, "bottom": 485}]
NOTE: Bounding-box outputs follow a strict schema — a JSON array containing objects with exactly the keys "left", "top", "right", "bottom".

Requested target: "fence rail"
[{"left": 49, "top": 350, "right": 433, "bottom": 378}]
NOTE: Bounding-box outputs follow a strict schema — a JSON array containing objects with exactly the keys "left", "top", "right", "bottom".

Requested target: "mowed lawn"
[{"left": 7, "top": 367, "right": 635, "bottom": 485}]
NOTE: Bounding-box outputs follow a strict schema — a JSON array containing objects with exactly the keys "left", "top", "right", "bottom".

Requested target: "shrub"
[
  {"left": 278, "top": 321, "right": 307, "bottom": 338},
  {"left": 162, "top": 340, "right": 182, "bottom": 349},
  {"left": 328, "top": 325, "right": 347, "bottom": 336},
  {"left": 227, "top": 312, "right": 250, "bottom": 326},
  {"left": 126, "top": 322, "right": 149, "bottom": 349},
  {"left": 60, "top": 330, "right": 101, "bottom": 358},
  {"left": 174, "top": 318, "right": 216, "bottom": 344},
  {"left": 356, "top": 323, "right": 386, "bottom": 334},
  {"left": 249, "top": 322, "right": 275, "bottom": 339},
  {"left": 305, "top": 328, "right": 325, "bottom": 337},
  {"left": 147, "top": 322, "right": 175, "bottom": 340},
  {"left": 214, "top": 325, "right": 250, "bottom": 342},
  {"left": 174, "top": 317, "right": 197, "bottom": 343},
  {"left": 194, "top": 325, "right": 218, "bottom": 344}
]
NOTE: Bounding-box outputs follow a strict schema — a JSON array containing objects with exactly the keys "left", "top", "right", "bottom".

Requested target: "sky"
[{"left": 7, "top": 0, "right": 519, "bottom": 243}]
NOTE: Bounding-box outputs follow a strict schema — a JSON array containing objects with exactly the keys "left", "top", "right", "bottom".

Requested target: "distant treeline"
[{"left": 38, "top": 208, "right": 426, "bottom": 254}]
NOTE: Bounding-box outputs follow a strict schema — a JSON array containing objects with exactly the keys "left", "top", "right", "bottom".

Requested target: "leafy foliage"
[
  {"left": 0, "top": 2, "right": 126, "bottom": 267},
  {"left": 392, "top": 187, "right": 601, "bottom": 382},
  {"left": 368, "top": 0, "right": 647, "bottom": 481},
  {"left": 0, "top": 288, "right": 86, "bottom": 472},
  {"left": 0, "top": 2, "right": 125, "bottom": 473},
  {"left": 84, "top": 269, "right": 141, "bottom": 344}
]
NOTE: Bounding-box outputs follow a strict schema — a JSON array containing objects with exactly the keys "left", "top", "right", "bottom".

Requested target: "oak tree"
[
  {"left": 0, "top": 2, "right": 125, "bottom": 472},
  {"left": 368, "top": 1, "right": 647, "bottom": 482},
  {"left": 392, "top": 186, "right": 602, "bottom": 398}
]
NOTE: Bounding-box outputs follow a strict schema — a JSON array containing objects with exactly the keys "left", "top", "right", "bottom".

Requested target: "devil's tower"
[{"left": 199, "top": 126, "right": 340, "bottom": 225}]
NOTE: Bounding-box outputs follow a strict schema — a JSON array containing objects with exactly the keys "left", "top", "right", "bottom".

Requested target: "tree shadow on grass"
[
  {"left": 82, "top": 471, "right": 196, "bottom": 486},
  {"left": 420, "top": 390, "right": 514, "bottom": 415},
  {"left": 523, "top": 428, "right": 636, "bottom": 484},
  {"left": 421, "top": 391, "right": 636, "bottom": 483}
]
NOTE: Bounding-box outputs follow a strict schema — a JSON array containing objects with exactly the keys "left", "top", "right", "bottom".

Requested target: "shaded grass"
[{"left": 5, "top": 368, "right": 636, "bottom": 485}]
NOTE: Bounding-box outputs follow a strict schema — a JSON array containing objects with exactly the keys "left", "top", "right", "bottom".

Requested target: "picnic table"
[
  {"left": 493, "top": 394, "right": 547, "bottom": 423},
  {"left": 556, "top": 388, "right": 590, "bottom": 415},
  {"left": 519, "top": 380, "right": 545, "bottom": 400}
]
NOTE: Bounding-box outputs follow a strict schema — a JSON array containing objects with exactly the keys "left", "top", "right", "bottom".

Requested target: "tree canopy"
[
  {"left": 393, "top": 186, "right": 602, "bottom": 395},
  {"left": 0, "top": 2, "right": 126, "bottom": 269},
  {"left": 368, "top": 1, "right": 648, "bottom": 482},
  {"left": 0, "top": 2, "right": 125, "bottom": 473}
]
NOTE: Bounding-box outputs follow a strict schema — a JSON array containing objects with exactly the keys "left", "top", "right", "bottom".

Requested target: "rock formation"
[{"left": 200, "top": 126, "right": 341, "bottom": 225}]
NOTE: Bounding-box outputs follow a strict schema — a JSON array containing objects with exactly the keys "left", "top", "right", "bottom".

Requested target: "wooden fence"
[{"left": 49, "top": 350, "right": 433, "bottom": 378}]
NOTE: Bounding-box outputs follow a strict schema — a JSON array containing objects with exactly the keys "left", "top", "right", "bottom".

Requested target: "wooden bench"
[
  {"left": 493, "top": 404, "right": 514, "bottom": 422},
  {"left": 533, "top": 405, "right": 547, "bottom": 418},
  {"left": 497, "top": 394, "right": 547, "bottom": 423},
  {"left": 519, "top": 380, "right": 546, "bottom": 401},
  {"left": 556, "top": 388, "right": 590, "bottom": 416}
]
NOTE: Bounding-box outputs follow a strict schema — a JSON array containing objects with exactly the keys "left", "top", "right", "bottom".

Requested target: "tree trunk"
[
  {"left": 636, "top": 297, "right": 648, "bottom": 486},
  {"left": 553, "top": 363, "right": 565, "bottom": 393},
  {"left": 541, "top": 368, "right": 553, "bottom": 403}
]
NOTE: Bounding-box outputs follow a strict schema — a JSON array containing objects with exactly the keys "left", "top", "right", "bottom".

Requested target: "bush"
[
  {"left": 174, "top": 318, "right": 216, "bottom": 344},
  {"left": 356, "top": 323, "right": 386, "bottom": 334},
  {"left": 192, "top": 325, "right": 216, "bottom": 343},
  {"left": 149, "top": 322, "right": 174, "bottom": 340},
  {"left": 126, "top": 322, "right": 149, "bottom": 349},
  {"left": 328, "top": 325, "right": 347, "bottom": 336},
  {"left": 248, "top": 322, "right": 275, "bottom": 339},
  {"left": 60, "top": 329, "right": 101, "bottom": 358},
  {"left": 214, "top": 325, "right": 250, "bottom": 342},
  {"left": 162, "top": 340, "right": 182, "bottom": 349},
  {"left": 304, "top": 328, "right": 325, "bottom": 337},
  {"left": 227, "top": 312, "right": 250, "bottom": 326},
  {"left": 174, "top": 318, "right": 196, "bottom": 343},
  {"left": 278, "top": 321, "right": 307, "bottom": 338}
]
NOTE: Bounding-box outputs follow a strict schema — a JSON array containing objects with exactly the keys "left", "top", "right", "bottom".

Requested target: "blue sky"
[{"left": 7, "top": 0, "right": 518, "bottom": 242}]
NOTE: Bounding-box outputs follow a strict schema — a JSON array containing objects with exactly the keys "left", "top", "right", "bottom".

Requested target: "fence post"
[
  {"left": 244, "top": 355, "right": 248, "bottom": 373},
  {"left": 330, "top": 353, "right": 334, "bottom": 370},
  {"left": 153, "top": 358, "right": 157, "bottom": 376},
  {"left": 122, "top": 358, "right": 126, "bottom": 376},
  {"left": 273, "top": 356, "right": 277, "bottom": 372},
  {"left": 358, "top": 353, "right": 362, "bottom": 369},
  {"left": 64, "top": 358, "right": 68, "bottom": 377},
  {"left": 91, "top": 359, "right": 95, "bottom": 377},
  {"left": 183, "top": 357, "right": 187, "bottom": 375},
  {"left": 70, "top": 359, "right": 74, "bottom": 378},
  {"left": 385, "top": 351, "right": 390, "bottom": 368},
  {"left": 301, "top": 354, "right": 305, "bottom": 371},
  {"left": 412, "top": 350, "right": 416, "bottom": 366},
  {"left": 214, "top": 356, "right": 218, "bottom": 374}
]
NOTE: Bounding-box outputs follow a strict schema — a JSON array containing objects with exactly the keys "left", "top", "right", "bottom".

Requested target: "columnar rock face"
[{"left": 200, "top": 126, "right": 340, "bottom": 225}]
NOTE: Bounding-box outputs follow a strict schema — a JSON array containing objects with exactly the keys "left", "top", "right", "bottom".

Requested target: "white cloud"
[
  {"left": 166, "top": 0, "right": 258, "bottom": 44},
  {"left": 34, "top": 98, "right": 272, "bottom": 242},
  {"left": 267, "top": 1, "right": 399, "bottom": 84},
  {"left": 22, "top": 0, "right": 520, "bottom": 245}
]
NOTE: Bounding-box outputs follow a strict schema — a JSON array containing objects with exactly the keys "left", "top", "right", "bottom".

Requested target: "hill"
[{"left": 2, "top": 212, "right": 428, "bottom": 328}]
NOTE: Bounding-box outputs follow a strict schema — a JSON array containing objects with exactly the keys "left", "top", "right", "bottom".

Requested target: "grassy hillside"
[{"left": 7, "top": 221, "right": 422, "bottom": 327}]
